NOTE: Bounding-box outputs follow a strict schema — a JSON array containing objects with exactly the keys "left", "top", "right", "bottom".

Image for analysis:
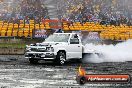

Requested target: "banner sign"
[
  {"left": 33, "top": 29, "right": 48, "bottom": 39},
  {"left": 76, "top": 66, "right": 131, "bottom": 85},
  {"left": 87, "top": 32, "right": 100, "bottom": 40}
]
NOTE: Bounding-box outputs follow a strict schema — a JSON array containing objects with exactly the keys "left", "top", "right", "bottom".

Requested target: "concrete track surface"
[{"left": 0, "top": 55, "right": 131, "bottom": 88}]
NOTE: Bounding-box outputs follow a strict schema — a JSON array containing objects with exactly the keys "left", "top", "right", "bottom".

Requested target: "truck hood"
[{"left": 29, "top": 42, "right": 68, "bottom": 47}]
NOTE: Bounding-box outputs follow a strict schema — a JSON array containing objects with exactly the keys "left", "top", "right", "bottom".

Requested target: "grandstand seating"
[
  {"left": 23, "top": 28, "right": 29, "bottom": 38},
  {"left": 12, "top": 30, "right": 18, "bottom": 37},
  {"left": 35, "top": 24, "right": 40, "bottom": 29},
  {"left": 40, "top": 24, "right": 45, "bottom": 29},
  {"left": 30, "top": 24, "right": 34, "bottom": 29},
  {"left": 19, "top": 24, "right": 24, "bottom": 28},
  {"left": 45, "top": 22, "right": 50, "bottom": 29},
  {"left": 1, "top": 30, "right": 6, "bottom": 37},
  {"left": 7, "top": 30, "right": 12, "bottom": 37},
  {"left": 0, "top": 19, "right": 131, "bottom": 41},
  {"left": 29, "top": 28, "right": 33, "bottom": 37},
  {"left": 18, "top": 29, "right": 23, "bottom": 37},
  {"left": 25, "top": 24, "right": 30, "bottom": 28}
]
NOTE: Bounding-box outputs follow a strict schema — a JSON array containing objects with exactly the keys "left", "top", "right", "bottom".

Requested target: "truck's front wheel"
[
  {"left": 56, "top": 51, "right": 66, "bottom": 65},
  {"left": 29, "top": 58, "right": 38, "bottom": 64}
]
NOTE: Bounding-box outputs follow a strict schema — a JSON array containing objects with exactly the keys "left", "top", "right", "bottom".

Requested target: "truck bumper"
[{"left": 25, "top": 52, "right": 56, "bottom": 60}]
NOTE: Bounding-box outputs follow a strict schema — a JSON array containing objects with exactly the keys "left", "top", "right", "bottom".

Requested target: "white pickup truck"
[{"left": 25, "top": 33, "right": 99, "bottom": 65}]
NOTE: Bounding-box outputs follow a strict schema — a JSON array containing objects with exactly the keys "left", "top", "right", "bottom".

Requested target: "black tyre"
[
  {"left": 77, "top": 58, "right": 82, "bottom": 63},
  {"left": 55, "top": 51, "right": 66, "bottom": 65},
  {"left": 29, "top": 58, "right": 38, "bottom": 64}
]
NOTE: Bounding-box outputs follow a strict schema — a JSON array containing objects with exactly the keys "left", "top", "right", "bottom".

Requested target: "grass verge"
[{"left": 0, "top": 43, "right": 26, "bottom": 48}]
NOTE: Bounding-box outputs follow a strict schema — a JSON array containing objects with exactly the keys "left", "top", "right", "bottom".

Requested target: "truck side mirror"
[{"left": 70, "top": 38, "right": 79, "bottom": 44}]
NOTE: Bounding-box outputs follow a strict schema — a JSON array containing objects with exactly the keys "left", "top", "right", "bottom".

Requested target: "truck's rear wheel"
[
  {"left": 56, "top": 51, "right": 66, "bottom": 65},
  {"left": 29, "top": 58, "right": 38, "bottom": 64}
]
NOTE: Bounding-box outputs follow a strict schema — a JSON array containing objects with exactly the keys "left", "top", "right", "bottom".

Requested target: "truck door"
[{"left": 67, "top": 34, "right": 82, "bottom": 59}]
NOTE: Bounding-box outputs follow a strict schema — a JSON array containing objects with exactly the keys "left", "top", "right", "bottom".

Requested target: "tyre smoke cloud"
[{"left": 83, "top": 40, "right": 132, "bottom": 63}]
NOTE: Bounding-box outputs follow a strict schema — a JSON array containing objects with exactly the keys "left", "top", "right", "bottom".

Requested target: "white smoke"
[{"left": 83, "top": 40, "right": 132, "bottom": 63}]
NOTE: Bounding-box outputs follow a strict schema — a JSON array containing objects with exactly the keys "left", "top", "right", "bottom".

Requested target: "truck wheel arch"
[
  {"left": 57, "top": 50, "right": 67, "bottom": 60},
  {"left": 57, "top": 50, "right": 66, "bottom": 56}
]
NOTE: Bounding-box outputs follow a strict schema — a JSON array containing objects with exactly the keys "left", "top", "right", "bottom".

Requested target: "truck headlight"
[
  {"left": 26, "top": 47, "right": 31, "bottom": 51},
  {"left": 46, "top": 47, "right": 54, "bottom": 52}
]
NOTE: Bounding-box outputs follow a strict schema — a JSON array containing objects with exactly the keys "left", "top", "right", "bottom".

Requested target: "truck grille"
[{"left": 31, "top": 48, "right": 46, "bottom": 52}]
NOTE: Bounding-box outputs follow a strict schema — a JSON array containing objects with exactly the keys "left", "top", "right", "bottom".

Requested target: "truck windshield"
[{"left": 45, "top": 34, "right": 70, "bottom": 42}]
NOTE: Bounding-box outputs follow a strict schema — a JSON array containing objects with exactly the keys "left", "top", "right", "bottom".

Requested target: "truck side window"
[{"left": 70, "top": 34, "right": 79, "bottom": 44}]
